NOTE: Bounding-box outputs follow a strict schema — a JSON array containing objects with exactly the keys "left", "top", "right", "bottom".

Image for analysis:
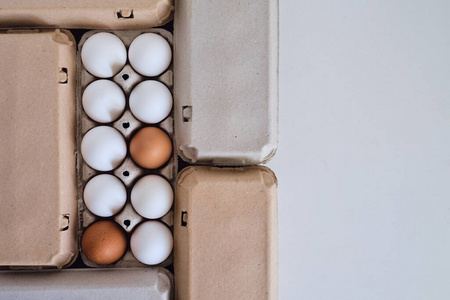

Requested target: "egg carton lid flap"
[
  {"left": 0, "top": 0, "right": 173, "bottom": 30},
  {"left": 174, "top": 166, "right": 278, "bottom": 299},
  {"left": 0, "top": 30, "right": 78, "bottom": 268},
  {"left": 0, "top": 268, "right": 173, "bottom": 299},
  {"left": 173, "top": 0, "right": 279, "bottom": 166}
]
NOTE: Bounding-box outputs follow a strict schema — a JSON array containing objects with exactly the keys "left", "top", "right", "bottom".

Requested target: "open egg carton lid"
[
  {"left": 0, "top": 0, "right": 173, "bottom": 30},
  {"left": 0, "top": 28, "right": 175, "bottom": 298},
  {"left": 0, "top": 29, "right": 78, "bottom": 269}
]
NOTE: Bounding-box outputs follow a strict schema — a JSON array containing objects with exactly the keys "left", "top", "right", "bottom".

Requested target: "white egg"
[
  {"left": 131, "top": 221, "right": 173, "bottom": 265},
  {"left": 81, "top": 126, "right": 127, "bottom": 171},
  {"left": 81, "top": 32, "right": 127, "bottom": 78},
  {"left": 84, "top": 174, "right": 127, "bottom": 217},
  {"left": 129, "top": 81, "right": 173, "bottom": 124},
  {"left": 82, "top": 80, "right": 126, "bottom": 123},
  {"left": 128, "top": 33, "right": 172, "bottom": 77},
  {"left": 131, "top": 175, "right": 173, "bottom": 219}
]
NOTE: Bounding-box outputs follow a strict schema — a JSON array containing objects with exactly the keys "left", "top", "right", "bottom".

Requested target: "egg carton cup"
[{"left": 76, "top": 29, "right": 175, "bottom": 268}]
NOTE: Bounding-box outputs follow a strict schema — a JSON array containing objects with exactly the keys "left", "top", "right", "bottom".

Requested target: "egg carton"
[{"left": 76, "top": 29, "right": 175, "bottom": 268}]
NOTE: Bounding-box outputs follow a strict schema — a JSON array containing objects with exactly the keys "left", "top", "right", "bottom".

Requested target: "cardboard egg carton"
[
  {"left": 0, "top": 0, "right": 278, "bottom": 299},
  {"left": 0, "top": 27, "right": 175, "bottom": 298},
  {"left": 77, "top": 29, "right": 175, "bottom": 268}
]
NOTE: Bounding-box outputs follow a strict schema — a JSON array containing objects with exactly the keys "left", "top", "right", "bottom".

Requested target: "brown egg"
[
  {"left": 130, "top": 127, "right": 172, "bottom": 169},
  {"left": 81, "top": 220, "right": 127, "bottom": 265}
]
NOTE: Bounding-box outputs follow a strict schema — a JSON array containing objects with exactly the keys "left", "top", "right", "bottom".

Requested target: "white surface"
[{"left": 269, "top": 1, "right": 450, "bottom": 299}]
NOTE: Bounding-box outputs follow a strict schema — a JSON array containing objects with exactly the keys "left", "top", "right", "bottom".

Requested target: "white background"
[{"left": 268, "top": 1, "right": 450, "bottom": 299}]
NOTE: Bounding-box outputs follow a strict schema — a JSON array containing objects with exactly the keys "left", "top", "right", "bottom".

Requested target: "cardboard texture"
[
  {"left": 174, "top": 166, "right": 278, "bottom": 300},
  {"left": 0, "top": 268, "right": 173, "bottom": 299},
  {"left": 174, "top": 0, "right": 279, "bottom": 165},
  {"left": 0, "top": 0, "right": 279, "bottom": 298},
  {"left": 0, "top": 0, "right": 173, "bottom": 30},
  {"left": 77, "top": 29, "right": 175, "bottom": 269},
  {"left": 0, "top": 30, "right": 77, "bottom": 268}
]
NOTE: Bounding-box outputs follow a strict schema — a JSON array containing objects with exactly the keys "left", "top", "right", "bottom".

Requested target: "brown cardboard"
[
  {"left": 0, "top": 0, "right": 173, "bottom": 30},
  {"left": 0, "top": 1, "right": 279, "bottom": 298},
  {"left": 174, "top": 0, "right": 279, "bottom": 166},
  {"left": 76, "top": 29, "right": 175, "bottom": 268},
  {"left": 0, "top": 268, "right": 173, "bottom": 299},
  {"left": 0, "top": 30, "right": 77, "bottom": 268},
  {"left": 174, "top": 166, "right": 278, "bottom": 300}
]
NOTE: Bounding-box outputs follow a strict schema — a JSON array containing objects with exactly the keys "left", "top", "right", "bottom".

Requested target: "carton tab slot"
[
  {"left": 60, "top": 214, "right": 70, "bottom": 231},
  {"left": 181, "top": 211, "right": 188, "bottom": 226},
  {"left": 182, "top": 106, "right": 192, "bottom": 122},
  {"left": 58, "top": 68, "right": 68, "bottom": 84},
  {"left": 116, "top": 9, "right": 134, "bottom": 19}
]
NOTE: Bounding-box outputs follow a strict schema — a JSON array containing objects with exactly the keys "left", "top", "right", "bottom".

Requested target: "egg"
[
  {"left": 131, "top": 175, "right": 173, "bottom": 219},
  {"left": 81, "top": 32, "right": 127, "bottom": 78},
  {"left": 82, "top": 80, "right": 126, "bottom": 123},
  {"left": 84, "top": 174, "right": 127, "bottom": 217},
  {"left": 81, "top": 220, "right": 127, "bottom": 265},
  {"left": 128, "top": 33, "right": 172, "bottom": 77},
  {"left": 81, "top": 126, "right": 127, "bottom": 171},
  {"left": 129, "top": 80, "right": 173, "bottom": 124},
  {"left": 130, "top": 127, "right": 172, "bottom": 169},
  {"left": 131, "top": 221, "right": 173, "bottom": 265}
]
